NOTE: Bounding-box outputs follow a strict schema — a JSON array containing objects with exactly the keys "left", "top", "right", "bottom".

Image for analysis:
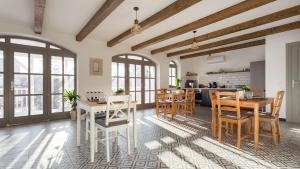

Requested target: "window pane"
[
  {"left": 50, "top": 45, "right": 61, "bottom": 50},
  {"left": 0, "top": 51, "right": 3, "bottom": 72},
  {"left": 14, "top": 52, "right": 28, "bottom": 73},
  {"left": 150, "top": 79, "right": 155, "bottom": 90},
  {"left": 119, "top": 78, "right": 125, "bottom": 90},
  {"left": 0, "top": 74, "right": 3, "bottom": 95},
  {"left": 0, "top": 38, "right": 4, "bottom": 42},
  {"left": 145, "top": 66, "right": 150, "bottom": 78},
  {"left": 52, "top": 95, "right": 63, "bottom": 113},
  {"left": 169, "top": 77, "right": 172, "bottom": 86},
  {"left": 0, "top": 97, "right": 3, "bottom": 118},
  {"left": 170, "top": 61, "right": 174, "bottom": 65},
  {"left": 169, "top": 68, "right": 172, "bottom": 77},
  {"left": 172, "top": 68, "right": 176, "bottom": 77},
  {"left": 30, "top": 54, "right": 43, "bottom": 73},
  {"left": 136, "top": 65, "right": 141, "bottom": 78},
  {"left": 64, "top": 101, "right": 72, "bottom": 112},
  {"left": 30, "top": 75, "right": 43, "bottom": 94},
  {"left": 145, "top": 79, "right": 149, "bottom": 90},
  {"left": 128, "top": 55, "right": 142, "bottom": 60},
  {"left": 11, "top": 38, "right": 46, "bottom": 48},
  {"left": 150, "top": 66, "right": 155, "bottom": 78},
  {"left": 31, "top": 95, "right": 43, "bottom": 115},
  {"left": 51, "top": 76, "right": 62, "bottom": 93},
  {"left": 64, "top": 76, "right": 74, "bottom": 91},
  {"left": 129, "top": 64, "right": 135, "bottom": 77},
  {"left": 51, "top": 56, "right": 62, "bottom": 74},
  {"left": 64, "top": 57, "right": 75, "bottom": 75},
  {"left": 145, "top": 91, "right": 149, "bottom": 104},
  {"left": 14, "top": 96, "right": 28, "bottom": 117},
  {"left": 112, "top": 78, "right": 117, "bottom": 91},
  {"left": 172, "top": 77, "right": 176, "bottom": 86},
  {"left": 130, "top": 78, "right": 135, "bottom": 91},
  {"left": 118, "top": 63, "right": 125, "bottom": 77},
  {"left": 136, "top": 92, "right": 141, "bottom": 104},
  {"left": 130, "top": 92, "right": 135, "bottom": 102},
  {"left": 112, "top": 62, "right": 117, "bottom": 76},
  {"left": 14, "top": 74, "right": 28, "bottom": 95},
  {"left": 150, "top": 91, "right": 155, "bottom": 103},
  {"left": 136, "top": 78, "right": 141, "bottom": 91}
]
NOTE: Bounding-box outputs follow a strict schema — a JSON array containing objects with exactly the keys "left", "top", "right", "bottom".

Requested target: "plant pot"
[{"left": 70, "top": 109, "right": 77, "bottom": 120}]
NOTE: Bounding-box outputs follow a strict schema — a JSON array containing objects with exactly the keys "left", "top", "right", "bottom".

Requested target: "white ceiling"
[{"left": 0, "top": 0, "right": 299, "bottom": 53}]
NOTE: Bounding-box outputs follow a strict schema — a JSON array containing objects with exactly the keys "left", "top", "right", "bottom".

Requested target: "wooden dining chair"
[
  {"left": 186, "top": 88, "right": 196, "bottom": 111},
  {"left": 217, "top": 91, "right": 251, "bottom": 148},
  {"left": 249, "top": 91, "right": 284, "bottom": 145},
  {"left": 181, "top": 92, "right": 194, "bottom": 116},
  {"left": 95, "top": 95, "right": 131, "bottom": 162},
  {"left": 155, "top": 91, "right": 172, "bottom": 117}
]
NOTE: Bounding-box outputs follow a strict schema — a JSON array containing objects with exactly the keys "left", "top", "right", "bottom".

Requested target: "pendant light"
[
  {"left": 131, "top": 7, "right": 142, "bottom": 34},
  {"left": 190, "top": 30, "right": 199, "bottom": 49}
]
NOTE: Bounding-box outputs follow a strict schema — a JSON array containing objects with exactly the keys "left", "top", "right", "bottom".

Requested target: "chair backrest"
[
  {"left": 157, "top": 89, "right": 167, "bottom": 94},
  {"left": 209, "top": 90, "right": 217, "bottom": 108},
  {"left": 185, "top": 92, "right": 194, "bottom": 102},
  {"left": 272, "top": 91, "right": 284, "bottom": 117},
  {"left": 216, "top": 91, "right": 241, "bottom": 119},
  {"left": 105, "top": 95, "right": 130, "bottom": 126}
]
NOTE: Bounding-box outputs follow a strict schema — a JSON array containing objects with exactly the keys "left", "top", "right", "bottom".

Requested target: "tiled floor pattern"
[{"left": 0, "top": 106, "right": 300, "bottom": 169}]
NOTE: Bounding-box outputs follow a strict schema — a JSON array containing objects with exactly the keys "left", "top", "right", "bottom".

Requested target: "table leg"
[
  {"left": 254, "top": 104, "right": 259, "bottom": 149},
  {"left": 90, "top": 111, "right": 95, "bottom": 162},
  {"left": 133, "top": 105, "right": 137, "bottom": 148},
  {"left": 211, "top": 104, "right": 216, "bottom": 138},
  {"left": 77, "top": 107, "right": 81, "bottom": 146}
]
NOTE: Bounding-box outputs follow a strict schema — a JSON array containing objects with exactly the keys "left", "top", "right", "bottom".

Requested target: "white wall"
[
  {"left": 0, "top": 22, "right": 180, "bottom": 97},
  {"left": 265, "top": 29, "right": 300, "bottom": 119},
  {"left": 180, "top": 45, "right": 265, "bottom": 85}
]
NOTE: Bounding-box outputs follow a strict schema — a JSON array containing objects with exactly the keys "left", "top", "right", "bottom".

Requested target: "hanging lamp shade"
[
  {"left": 131, "top": 7, "right": 142, "bottom": 34},
  {"left": 190, "top": 30, "right": 199, "bottom": 49}
]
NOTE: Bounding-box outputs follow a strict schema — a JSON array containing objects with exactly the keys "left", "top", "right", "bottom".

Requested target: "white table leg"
[
  {"left": 77, "top": 106, "right": 81, "bottom": 146},
  {"left": 90, "top": 111, "right": 95, "bottom": 162},
  {"left": 133, "top": 104, "right": 137, "bottom": 148}
]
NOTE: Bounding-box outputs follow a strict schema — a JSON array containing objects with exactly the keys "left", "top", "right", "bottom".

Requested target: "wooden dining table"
[{"left": 211, "top": 97, "right": 274, "bottom": 149}]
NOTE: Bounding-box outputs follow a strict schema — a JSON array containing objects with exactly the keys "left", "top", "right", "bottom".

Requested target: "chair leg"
[
  {"left": 230, "top": 123, "right": 234, "bottom": 136},
  {"left": 218, "top": 118, "right": 222, "bottom": 143},
  {"left": 95, "top": 128, "right": 98, "bottom": 153},
  {"left": 275, "top": 118, "right": 280, "bottom": 142},
  {"left": 237, "top": 121, "right": 241, "bottom": 148},
  {"left": 225, "top": 122, "right": 229, "bottom": 136},
  {"left": 106, "top": 130, "right": 110, "bottom": 162},
  {"left": 245, "top": 120, "right": 251, "bottom": 137},
  {"left": 85, "top": 120, "right": 89, "bottom": 141},
  {"left": 127, "top": 127, "right": 131, "bottom": 154},
  {"left": 271, "top": 121, "right": 278, "bottom": 145}
]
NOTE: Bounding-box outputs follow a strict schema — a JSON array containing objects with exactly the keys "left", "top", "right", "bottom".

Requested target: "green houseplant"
[
  {"left": 175, "top": 78, "right": 182, "bottom": 90},
  {"left": 63, "top": 90, "right": 80, "bottom": 120},
  {"left": 242, "top": 86, "right": 253, "bottom": 99},
  {"left": 115, "top": 88, "right": 125, "bottom": 95}
]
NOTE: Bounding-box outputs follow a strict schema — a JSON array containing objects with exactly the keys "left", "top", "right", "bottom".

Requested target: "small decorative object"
[
  {"left": 115, "top": 88, "right": 125, "bottom": 95},
  {"left": 131, "top": 7, "right": 142, "bottom": 34},
  {"left": 242, "top": 86, "right": 253, "bottom": 99},
  {"left": 90, "top": 58, "right": 103, "bottom": 76},
  {"left": 63, "top": 90, "right": 80, "bottom": 120},
  {"left": 190, "top": 30, "right": 199, "bottom": 49},
  {"left": 175, "top": 78, "right": 182, "bottom": 90}
]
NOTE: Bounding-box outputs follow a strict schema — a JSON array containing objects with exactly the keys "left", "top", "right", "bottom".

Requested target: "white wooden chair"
[
  {"left": 95, "top": 95, "right": 131, "bottom": 162},
  {"left": 85, "top": 91, "right": 107, "bottom": 141}
]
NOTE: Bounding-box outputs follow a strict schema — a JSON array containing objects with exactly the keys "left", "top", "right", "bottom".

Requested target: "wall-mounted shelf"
[{"left": 206, "top": 69, "right": 250, "bottom": 75}]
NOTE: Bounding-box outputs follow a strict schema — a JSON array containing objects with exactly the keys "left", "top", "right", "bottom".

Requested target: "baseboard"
[{"left": 279, "top": 118, "right": 286, "bottom": 121}]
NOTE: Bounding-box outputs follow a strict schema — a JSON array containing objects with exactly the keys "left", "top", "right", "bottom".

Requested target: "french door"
[{"left": 0, "top": 36, "right": 76, "bottom": 126}]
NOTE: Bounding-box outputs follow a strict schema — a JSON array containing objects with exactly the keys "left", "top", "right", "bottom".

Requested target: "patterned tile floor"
[{"left": 1, "top": 106, "right": 300, "bottom": 169}]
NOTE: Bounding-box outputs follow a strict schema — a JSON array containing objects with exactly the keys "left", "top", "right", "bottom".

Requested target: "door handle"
[{"left": 292, "top": 80, "right": 299, "bottom": 89}]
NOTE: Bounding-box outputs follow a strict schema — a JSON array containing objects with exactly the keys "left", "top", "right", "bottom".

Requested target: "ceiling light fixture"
[
  {"left": 191, "top": 30, "right": 199, "bottom": 49},
  {"left": 131, "top": 7, "right": 142, "bottom": 34}
]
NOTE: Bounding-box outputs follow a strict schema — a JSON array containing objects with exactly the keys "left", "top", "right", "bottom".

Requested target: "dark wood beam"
[
  {"left": 168, "top": 21, "right": 300, "bottom": 57},
  {"left": 107, "top": 0, "right": 201, "bottom": 47},
  {"left": 180, "top": 39, "right": 266, "bottom": 60},
  {"left": 131, "top": 0, "right": 275, "bottom": 51},
  {"left": 34, "top": 0, "right": 46, "bottom": 34},
  {"left": 76, "top": 0, "right": 124, "bottom": 41},
  {"left": 153, "top": 5, "right": 300, "bottom": 55}
]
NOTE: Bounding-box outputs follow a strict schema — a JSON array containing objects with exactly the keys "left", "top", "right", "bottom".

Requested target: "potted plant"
[
  {"left": 63, "top": 90, "right": 80, "bottom": 120},
  {"left": 115, "top": 88, "right": 125, "bottom": 95},
  {"left": 242, "top": 86, "right": 253, "bottom": 99},
  {"left": 175, "top": 78, "right": 182, "bottom": 90}
]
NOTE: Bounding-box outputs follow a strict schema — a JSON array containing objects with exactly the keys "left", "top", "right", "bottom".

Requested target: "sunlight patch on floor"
[
  {"left": 290, "top": 128, "right": 300, "bottom": 134},
  {"left": 160, "top": 136, "right": 176, "bottom": 144},
  {"left": 144, "top": 140, "right": 162, "bottom": 150},
  {"left": 193, "top": 137, "right": 276, "bottom": 169},
  {"left": 0, "top": 132, "right": 28, "bottom": 158},
  {"left": 137, "top": 119, "right": 152, "bottom": 128},
  {"left": 158, "top": 151, "right": 195, "bottom": 169}
]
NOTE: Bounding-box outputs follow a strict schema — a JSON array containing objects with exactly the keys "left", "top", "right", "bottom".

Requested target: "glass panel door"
[
  {"left": 0, "top": 50, "right": 4, "bottom": 125},
  {"left": 129, "top": 64, "right": 141, "bottom": 104},
  {"left": 11, "top": 51, "right": 46, "bottom": 123},
  {"left": 144, "top": 65, "right": 156, "bottom": 104}
]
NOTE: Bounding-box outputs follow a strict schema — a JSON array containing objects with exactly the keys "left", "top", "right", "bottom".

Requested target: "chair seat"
[
  {"left": 221, "top": 112, "right": 251, "bottom": 120},
  {"left": 95, "top": 118, "right": 129, "bottom": 128},
  {"left": 247, "top": 112, "right": 276, "bottom": 119},
  {"left": 158, "top": 100, "right": 172, "bottom": 104},
  {"left": 86, "top": 113, "right": 106, "bottom": 120}
]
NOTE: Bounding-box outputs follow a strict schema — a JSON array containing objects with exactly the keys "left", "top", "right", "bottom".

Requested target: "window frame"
[{"left": 169, "top": 61, "right": 177, "bottom": 87}]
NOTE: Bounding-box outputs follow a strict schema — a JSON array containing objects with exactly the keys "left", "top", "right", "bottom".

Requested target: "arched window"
[
  {"left": 0, "top": 35, "right": 76, "bottom": 126},
  {"left": 112, "top": 54, "right": 156, "bottom": 108},
  {"left": 169, "top": 61, "right": 177, "bottom": 87}
]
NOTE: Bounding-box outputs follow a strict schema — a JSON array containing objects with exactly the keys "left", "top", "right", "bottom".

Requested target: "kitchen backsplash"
[{"left": 199, "top": 72, "right": 250, "bottom": 87}]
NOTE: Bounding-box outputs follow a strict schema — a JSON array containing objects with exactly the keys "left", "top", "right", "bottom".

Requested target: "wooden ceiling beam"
[
  {"left": 168, "top": 21, "right": 300, "bottom": 57},
  {"left": 180, "top": 39, "right": 266, "bottom": 60},
  {"left": 34, "top": 0, "right": 46, "bottom": 34},
  {"left": 76, "top": 0, "right": 124, "bottom": 41},
  {"left": 131, "top": 0, "right": 275, "bottom": 51},
  {"left": 107, "top": 0, "right": 201, "bottom": 47},
  {"left": 153, "top": 5, "right": 300, "bottom": 55}
]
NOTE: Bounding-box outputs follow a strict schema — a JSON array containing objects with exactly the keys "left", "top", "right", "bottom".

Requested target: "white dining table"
[{"left": 76, "top": 100, "right": 137, "bottom": 162}]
